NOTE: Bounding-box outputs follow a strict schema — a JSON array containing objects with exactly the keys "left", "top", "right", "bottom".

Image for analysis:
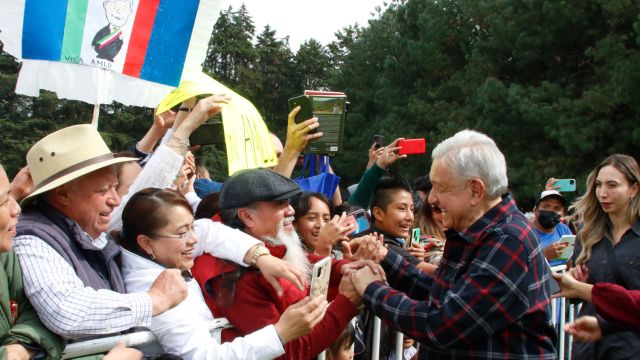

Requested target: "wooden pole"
[{"left": 91, "top": 103, "right": 100, "bottom": 128}]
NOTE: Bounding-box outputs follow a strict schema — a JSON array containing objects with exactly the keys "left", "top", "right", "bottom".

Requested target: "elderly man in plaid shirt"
[{"left": 349, "top": 130, "right": 557, "bottom": 359}]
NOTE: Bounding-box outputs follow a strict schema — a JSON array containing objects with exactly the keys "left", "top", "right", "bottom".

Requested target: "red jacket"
[
  {"left": 592, "top": 282, "right": 640, "bottom": 330},
  {"left": 192, "top": 245, "right": 357, "bottom": 360}
]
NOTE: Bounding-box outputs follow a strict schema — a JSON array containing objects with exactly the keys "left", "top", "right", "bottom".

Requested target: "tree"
[
  {"left": 254, "top": 25, "right": 296, "bottom": 131},
  {"left": 294, "top": 39, "right": 332, "bottom": 91}
]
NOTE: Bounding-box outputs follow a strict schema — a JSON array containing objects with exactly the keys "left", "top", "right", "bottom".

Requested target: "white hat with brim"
[
  {"left": 21, "top": 124, "right": 138, "bottom": 206},
  {"left": 535, "top": 189, "right": 567, "bottom": 208}
]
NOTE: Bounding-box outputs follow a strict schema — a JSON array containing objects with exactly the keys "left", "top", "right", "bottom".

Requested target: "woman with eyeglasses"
[
  {"left": 568, "top": 154, "right": 640, "bottom": 359},
  {"left": 118, "top": 188, "right": 327, "bottom": 360}
]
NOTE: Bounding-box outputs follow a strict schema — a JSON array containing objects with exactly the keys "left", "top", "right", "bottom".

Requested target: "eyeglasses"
[{"left": 148, "top": 230, "right": 195, "bottom": 240}]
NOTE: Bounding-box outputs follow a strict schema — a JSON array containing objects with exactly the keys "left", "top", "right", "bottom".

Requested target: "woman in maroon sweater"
[{"left": 553, "top": 270, "right": 640, "bottom": 341}]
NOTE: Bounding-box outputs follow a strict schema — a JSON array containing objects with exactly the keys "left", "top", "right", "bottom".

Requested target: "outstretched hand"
[
  {"left": 274, "top": 296, "right": 328, "bottom": 343},
  {"left": 256, "top": 255, "right": 307, "bottom": 296},
  {"left": 367, "top": 143, "right": 384, "bottom": 169},
  {"left": 182, "top": 94, "right": 231, "bottom": 132},
  {"left": 343, "top": 233, "right": 387, "bottom": 263},
  {"left": 564, "top": 316, "right": 602, "bottom": 342},
  {"left": 316, "top": 212, "right": 354, "bottom": 256},
  {"left": 376, "top": 138, "right": 407, "bottom": 169},
  {"left": 551, "top": 271, "right": 593, "bottom": 301}
]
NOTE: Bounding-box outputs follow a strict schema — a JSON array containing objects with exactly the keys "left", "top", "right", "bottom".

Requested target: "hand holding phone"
[
  {"left": 346, "top": 209, "right": 371, "bottom": 238},
  {"left": 553, "top": 179, "right": 576, "bottom": 192},
  {"left": 373, "top": 135, "right": 384, "bottom": 149},
  {"left": 288, "top": 95, "right": 314, "bottom": 126},
  {"left": 310, "top": 257, "right": 332, "bottom": 300},
  {"left": 411, "top": 228, "right": 421, "bottom": 246},
  {"left": 554, "top": 235, "right": 576, "bottom": 261}
]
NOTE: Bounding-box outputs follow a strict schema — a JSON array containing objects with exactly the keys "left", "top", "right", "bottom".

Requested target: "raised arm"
[{"left": 272, "top": 107, "right": 322, "bottom": 178}]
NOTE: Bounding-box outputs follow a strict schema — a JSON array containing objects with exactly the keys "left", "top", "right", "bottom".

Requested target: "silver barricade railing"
[
  {"left": 550, "top": 264, "right": 575, "bottom": 359},
  {"left": 62, "top": 318, "right": 232, "bottom": 359}
]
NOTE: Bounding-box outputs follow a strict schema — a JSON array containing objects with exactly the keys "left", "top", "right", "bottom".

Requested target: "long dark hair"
[{"left": 291, "top": 192, "right": 333, "bottom": 222}]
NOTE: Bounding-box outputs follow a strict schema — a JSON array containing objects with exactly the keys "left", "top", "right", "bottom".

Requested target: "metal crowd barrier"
[
  {"left": 64, "top": 273, "right": 580, "bottom": 360},
  {"left": 62, "top": 318, "right": 232, "bottom": 359}
]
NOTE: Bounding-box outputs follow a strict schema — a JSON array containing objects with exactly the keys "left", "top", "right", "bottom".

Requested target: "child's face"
[
  {"left": 335, "top": 344, "right": 354, "bottom": 360},
  {"left": 403, "top": 337, "right": 416, "bottom": 348}
]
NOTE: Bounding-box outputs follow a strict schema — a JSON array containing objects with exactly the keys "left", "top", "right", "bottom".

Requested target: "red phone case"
[{"left": 398, "top": 138, "right": 426, "bottom": 155}]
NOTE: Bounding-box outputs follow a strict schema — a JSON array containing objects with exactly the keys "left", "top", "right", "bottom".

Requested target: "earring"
[{"left": 149, "top": 251, "right": 156, "bottom": 260}]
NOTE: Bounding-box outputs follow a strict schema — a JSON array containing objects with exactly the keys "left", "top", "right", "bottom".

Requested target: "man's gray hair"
[{"left": 432, "top": 129, "right": 508, "bottom": 199}]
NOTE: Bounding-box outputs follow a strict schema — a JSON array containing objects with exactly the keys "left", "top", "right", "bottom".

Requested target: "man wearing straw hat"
[{"left": 13, "top": 124, "right": 188, "bottom": 340}]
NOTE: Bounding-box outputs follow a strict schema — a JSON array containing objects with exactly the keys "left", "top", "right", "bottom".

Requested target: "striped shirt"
[
  {"left": 364, "top": 194, "right": 557, "bottom": 359},
  {"left": 14, "top": 233, "right": 152, "bottom": 339}
]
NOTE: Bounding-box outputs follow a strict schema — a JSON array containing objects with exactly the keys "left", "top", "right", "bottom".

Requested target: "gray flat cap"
[{"left": 219, "top": 168, "right": 302, "bottom": 209}]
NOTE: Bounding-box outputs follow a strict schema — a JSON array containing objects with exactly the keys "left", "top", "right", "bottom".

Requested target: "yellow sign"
[{"left": 157, "top": 72, "right": 277, "bottom": 175}]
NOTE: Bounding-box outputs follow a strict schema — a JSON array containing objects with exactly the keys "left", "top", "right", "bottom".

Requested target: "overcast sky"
[{"left": 219, "top": 0, "right": 386, "bottom": 51}]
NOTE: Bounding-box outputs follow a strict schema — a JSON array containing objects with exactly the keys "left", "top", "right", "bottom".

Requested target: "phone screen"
[
  {"left": 346, "top": 209, "right": 371, "bottom": 237},
  {"left": 411, "top": 228, "right": 421, "bottom": 246}
]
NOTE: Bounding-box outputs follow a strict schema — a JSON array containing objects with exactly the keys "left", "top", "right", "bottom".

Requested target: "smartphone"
[
  {"left": 288, "top": 95, "right": 314, "bottom": 127},
  {"left": 310, "top": 256, "right": 332, "bottom": 300},
  {"left": 373, "top": 135, "right": 384, "bottom": 149},
  {"left": 554, "top": 179, "right": 576, "bottom": 192},
  {"left": 411, "top": 228, "right": 421, "bottom": 246},
  {"left": 555, "top": 235, "right": 576, "bottom": 261},
  {"left": 345, "top": 209, "right": 371, "bottom": 238},
  {"left": 397, "top": 138, "right": 426, "bottom": 155}
]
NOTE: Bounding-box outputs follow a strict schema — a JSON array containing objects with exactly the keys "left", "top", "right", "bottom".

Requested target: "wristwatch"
[{"left": 249, "top": 245, "right": 270, "bottom": 266}]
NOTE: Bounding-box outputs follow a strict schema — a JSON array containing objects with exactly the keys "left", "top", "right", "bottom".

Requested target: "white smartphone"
[
  {"left": 556, "top": 235, "right": 576, "bottom": 261},
  {"left": 310, "top": 257, "right": 332, "bottom": 300}
]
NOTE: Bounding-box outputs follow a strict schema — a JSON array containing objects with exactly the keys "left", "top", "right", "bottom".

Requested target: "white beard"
[{"left": 263, "top": 221, "right": 312, "bottom": 281}]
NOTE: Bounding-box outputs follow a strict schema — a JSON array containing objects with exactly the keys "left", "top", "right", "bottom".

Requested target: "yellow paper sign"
[{"left": 157, "top": 72, "right": 278, "bottom": 175}]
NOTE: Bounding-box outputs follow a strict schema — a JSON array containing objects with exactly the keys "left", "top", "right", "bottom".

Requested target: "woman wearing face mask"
[
  {"left": 0, "top": 165, "right": 64, "bottom": 359},
  {"left": 119, "top": 188, "right": 327, "bottom": 360},
  {"left": 568, "top": 154, "right": 640, "bottom": 360}
]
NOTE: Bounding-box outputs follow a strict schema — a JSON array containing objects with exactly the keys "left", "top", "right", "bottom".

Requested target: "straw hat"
[{"left": 22, "top": 124, "right": 138, "bottom": 205}]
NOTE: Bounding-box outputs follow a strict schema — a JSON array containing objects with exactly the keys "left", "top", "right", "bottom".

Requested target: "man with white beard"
[{"left": 192, "top": 169, "right": 372, "bottom": 360}]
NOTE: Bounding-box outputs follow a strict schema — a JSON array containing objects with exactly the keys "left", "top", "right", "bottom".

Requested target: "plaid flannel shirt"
[{"left": 364, "top": 194, "right": 557, "bottom": 359}]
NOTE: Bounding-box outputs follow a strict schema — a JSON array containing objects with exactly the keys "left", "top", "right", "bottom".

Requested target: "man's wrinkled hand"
[
  {"left": 275, "top": 296, "right": 328, "bottom": 343},
  {"left": 351, "top": 266, "right": 385, "bottom": 296},
  {"left": 256, "top": 255, "right": 306, "bottom": 296}
]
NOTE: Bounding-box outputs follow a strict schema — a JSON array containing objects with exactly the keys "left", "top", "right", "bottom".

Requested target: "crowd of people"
[{"left": 0, "top": 94, "right": 637, "bottom": 360}]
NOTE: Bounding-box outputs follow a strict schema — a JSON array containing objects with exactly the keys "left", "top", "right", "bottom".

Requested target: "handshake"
[{"left": 337, "top": 234, "right": 389, "bottom": 306}]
